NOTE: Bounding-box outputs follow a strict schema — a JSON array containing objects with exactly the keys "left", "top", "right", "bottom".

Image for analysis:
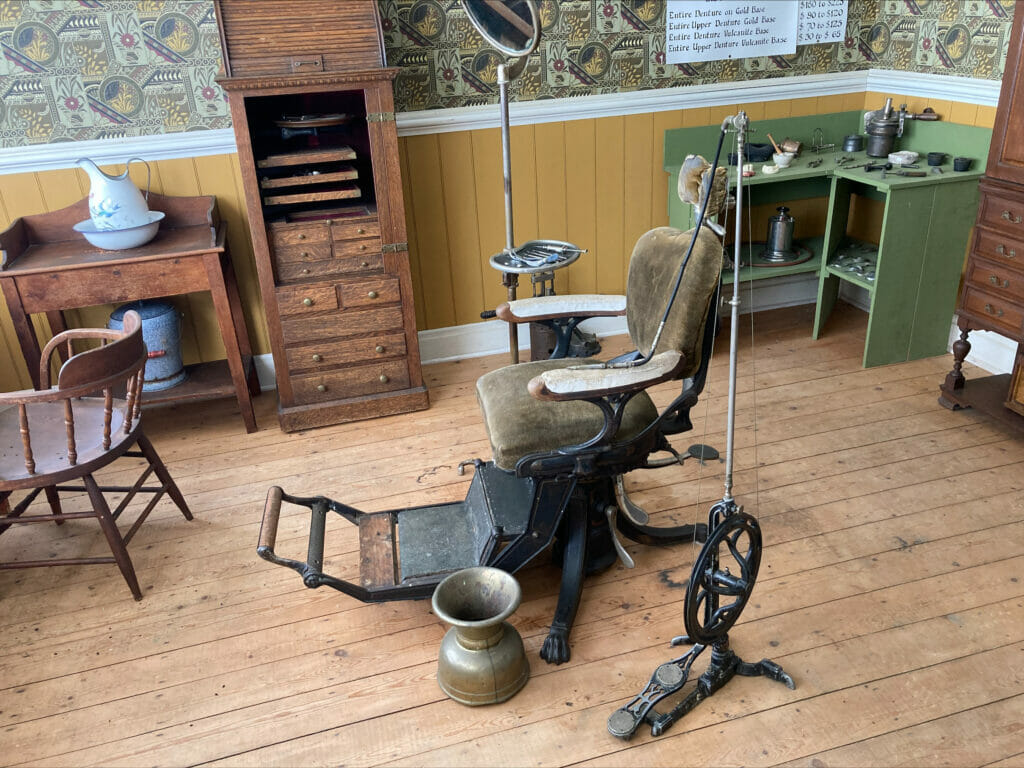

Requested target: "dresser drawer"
[
  {"left": 332, "top": 219, "right": 380, "bottom": 241},
  {"left": 978, "top": 189, "right": 1024, "bottom": 237},
  {"left": 966, "top": 256, "right": 1024, "bottom": 302},
  {"left": 269, "top": 223, "right": 330, "bottom": 249},
  {"left": 281, "top": 306, "right": 405, "bottom": 344},
  {"left": 276, "top": 252, "right": 384, "bottom": 283},
  {"left": 339, "top": 276, "right": 400, "bottom": 309},
  {"left": 273, "top": 242, "right": 332, "bottom": 264},
  {"left": 285, "top": 332, "right": 407, "bottom": 372},
  {"left": 972, "top": 227, "right": 1024, "bottom": 270},
  {"left": 291, "top": 359, "right": 411, "bottom": 403},
  {"left": 276, "top": 284, "right": 339, "bottom": 315},
  {"left": 334, "top": 237, "right": 381, "bottom": 259},
  {"left": 961, "top": 286, "right": 1024, "bottom": 337}
]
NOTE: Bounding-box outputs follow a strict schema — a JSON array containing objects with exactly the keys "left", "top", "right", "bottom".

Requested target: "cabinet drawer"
[
  {"left": 962, "top": 286, "right": 1024, "bottom": 337},
  {"left": 332, "top": 219, "right": 380, "bottom": 240},
  {"left": 978, "top": 190, "right": 1024, "bottom": 236},
  {"left": 276, "top": 252, "right": 384, "bottom": 283},
  {"left": 966, "top": 257, "right": 1024, "bottom": 302},
  {"left": 274, "top": 242, "right": 332, "bottom": 264},
  {"left": 973, "top": 227, "right": 1024, "bottom": 270},
  {"left": 291, "top": 360, "right": 411, "bottom": 403},
  {"left": 269, "top": 223, "right": 330, "bottom": 248},
  {"left": 285, "top": 332, "right": 407, "bottom": 372},
  {"left": 334, "top": 237, "right": 381, "bottom": 258},
  {"left": 281, "top": 306, "right": 405, "bottom": 344},
  {"left": 339, "top": 277, "right": 400, "bottom": 309},
  {"left": 276, "top": 284, "right": 339, "bottom": 315}
]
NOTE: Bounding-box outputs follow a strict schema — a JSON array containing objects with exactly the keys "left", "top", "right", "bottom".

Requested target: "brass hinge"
[
  {"left": 382, "top": 242, "right": 409, "bottom": 253},
  {"left": 367, "top": 111, "right": 396, "bottom": 123}
]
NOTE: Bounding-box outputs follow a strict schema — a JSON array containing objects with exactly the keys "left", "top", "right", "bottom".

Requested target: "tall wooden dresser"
[
  {"left": 940, "top": 3, "right": 1024, "bottom": 424},
  {"left": 216, "top": 0, "right": 428, "bottom": 431}
]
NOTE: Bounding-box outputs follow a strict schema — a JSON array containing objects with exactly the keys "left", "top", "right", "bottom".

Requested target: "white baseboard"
[{"left": 948, "top": 320, "right": 1017, "bottom": 375}]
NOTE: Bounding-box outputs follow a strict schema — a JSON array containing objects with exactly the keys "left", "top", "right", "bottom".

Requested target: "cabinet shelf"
[
  {"left": 260, "top": 165, "right": 358, "bottom": 188},
  {"left": 263, "top": 182, "right": 361, "bottom": 206},
  {"left": 257, "top": 146, "right": 357, "bottom": 168},
  {"left": 722, "top": 236, "right": 824, "bottom": 284}
]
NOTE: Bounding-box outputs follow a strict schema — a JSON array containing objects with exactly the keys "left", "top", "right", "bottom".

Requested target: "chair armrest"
[
  {"left": 528, "top": 351, "right": 682, "bottom": 401},
  {"left": 39, "top": 328, "right": 123, "bottom": 388},
  {"left": 496, "top": 294, "right": 626, "bottom": 324},
  {"left": 0, "top": 386, "right": 63, "bottom": 406}
]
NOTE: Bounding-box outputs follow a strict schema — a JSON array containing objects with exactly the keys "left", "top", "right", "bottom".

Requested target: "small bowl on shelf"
[
  {"left": 773, "top": 152, "right": 794, "bottom": 168},
  {"left": 73, "top": 211, "right": 165, "bottom": 250}
]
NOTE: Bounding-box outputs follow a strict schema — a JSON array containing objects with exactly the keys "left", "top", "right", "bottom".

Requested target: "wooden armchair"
[{"left": 0, "top": 311, "right": 192, "bottom": 599}]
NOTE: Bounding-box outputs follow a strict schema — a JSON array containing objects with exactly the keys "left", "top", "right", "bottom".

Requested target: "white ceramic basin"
[{"left": 73, "top": 210, "right": 165, "bottom": 250}]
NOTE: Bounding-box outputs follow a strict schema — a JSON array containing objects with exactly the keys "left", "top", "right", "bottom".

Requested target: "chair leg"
[
  {"left": 135, "top": 432, "right": 193, "bottom": 521},
  {"left": 44, "top": 486, "right": 65, "bottom": 525},
  {"left": 540, "top": 498, "right": 589, "bottom": 666},
  {"left": 84, "top": 473, "right": 143, "bottom": 600}
]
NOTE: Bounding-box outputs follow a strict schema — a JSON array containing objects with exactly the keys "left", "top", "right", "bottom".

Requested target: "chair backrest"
[
  {"left": 5, "top": 312, "right": 148, "bottom": 477},
  {"left": 625, "top": 225, "right": 723, "bottom": 380},
  {"left": 56, "top": 310, "right": 146, "bottom": 392}
]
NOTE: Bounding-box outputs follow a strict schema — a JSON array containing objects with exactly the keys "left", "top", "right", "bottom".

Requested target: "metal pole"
[
  {"left": 723, "top": 111, "right": 748, "bottom": 503},
  {"left": 498, "top": 62, "right": 519, "bottom": 363}
]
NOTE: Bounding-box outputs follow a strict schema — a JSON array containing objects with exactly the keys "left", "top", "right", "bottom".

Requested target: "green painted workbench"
[{"left": 665, "top": 111, "right": 991, "bottom": 367}]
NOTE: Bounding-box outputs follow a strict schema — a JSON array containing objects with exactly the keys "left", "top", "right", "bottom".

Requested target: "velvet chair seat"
[{"left": 477, "top": 358, "right": 658, "bottom": 471}]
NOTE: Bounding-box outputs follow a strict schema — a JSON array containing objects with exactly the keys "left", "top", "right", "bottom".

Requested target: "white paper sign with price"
[
  {"left": 665, "top": 0, "right": 799, "bottom": 64},
  {"left": 798, "top": 0, "right": 848, "bottom": 44}
]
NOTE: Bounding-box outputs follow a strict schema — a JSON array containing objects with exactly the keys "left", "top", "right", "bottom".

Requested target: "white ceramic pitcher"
[{"left": 77, "top": 157, "right": 152, "bottom": 231}]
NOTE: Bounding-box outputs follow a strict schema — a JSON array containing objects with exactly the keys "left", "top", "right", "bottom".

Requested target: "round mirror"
[{"left": 462, "top": 0, "right": 541, "bottom": 58}]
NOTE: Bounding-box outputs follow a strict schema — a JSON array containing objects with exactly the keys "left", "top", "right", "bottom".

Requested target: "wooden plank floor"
[{"left": 1, "top": 303, "right": 1023, "bottom": 767}]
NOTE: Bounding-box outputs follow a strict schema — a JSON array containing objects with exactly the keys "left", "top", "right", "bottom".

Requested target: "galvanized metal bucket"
[{"left": 109, "top": 300, "right": 187, "bottom": 391}]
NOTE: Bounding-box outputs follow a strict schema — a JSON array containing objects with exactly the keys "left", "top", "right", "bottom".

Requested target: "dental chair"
[{"left": 258, "top": 156, "right": 727, "bottom": 665}]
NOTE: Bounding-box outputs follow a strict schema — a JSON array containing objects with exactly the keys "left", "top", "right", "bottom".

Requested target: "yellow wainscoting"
[
  {"left": 0, "top": 154, "right": 268, "bottom": 392},
  {"left": 0, "top": 93, "right": 997, "bottom": 394}
]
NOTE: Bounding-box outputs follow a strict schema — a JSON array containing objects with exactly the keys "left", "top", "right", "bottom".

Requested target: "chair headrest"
[{"left": 677, "top": 154, "right": 728, "bottom": 216}]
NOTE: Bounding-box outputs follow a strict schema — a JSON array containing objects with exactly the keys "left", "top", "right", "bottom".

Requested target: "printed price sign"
[
  {"left": 666, "top": 1, "right": 799, "bottom": 64},
  {"left": 797, "top": 0, "right": 848, "bottom": 44}
]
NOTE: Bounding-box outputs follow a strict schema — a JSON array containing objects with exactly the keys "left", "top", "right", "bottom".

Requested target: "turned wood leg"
[
  {"left": 44, "top": 486, "right": 64, "bottom": 525},
  {"left": 540, "top": 500, "right": 587, "bottom": 665},
  {"left": 944, "top": 326, "right": 971, "bottom": 392}
]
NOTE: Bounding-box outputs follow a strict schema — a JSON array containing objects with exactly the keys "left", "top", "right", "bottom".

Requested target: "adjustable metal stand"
[{"left": 608, "top": 112, "right": 795, "bottom": 740}]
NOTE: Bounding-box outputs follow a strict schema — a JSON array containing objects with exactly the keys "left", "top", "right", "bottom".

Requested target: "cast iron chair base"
[{"left": 258, "top": 462, "right": 707, "bottom": 665}]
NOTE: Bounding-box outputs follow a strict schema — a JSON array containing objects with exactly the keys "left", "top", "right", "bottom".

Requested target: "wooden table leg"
[
  {"left": 203, "top": 251, "right": 258, "bottom": 433},
  {"left": 1, "top": 279, "right": 43, "bottom": 389}
]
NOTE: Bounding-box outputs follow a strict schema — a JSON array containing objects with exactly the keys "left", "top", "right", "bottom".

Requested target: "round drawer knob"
[
  {"left": 368, "top": 290, "right": 378, "bottom": 299},
  {"left": 375, "top": 345, "right": 386, "bottom": 354},
  {"left": 357, "top": 227, "right": 366, "bottom": 234},
  {"left": 300, "top": 251, "right": 309, "bottom": 258},
  {"left": 312, "top": 353, "right": 323, "bottom": 363},
  {"left": 316, "top": 384, "right": 327, "bottom": 392},
  {"left": 301, "top": 268, "right": 310, "bottom": 275},
  {"left": 360, "top": 260, "right": 369, "bottom": 267},
  {"left": 302, "top": 297, "right": 314, "bottom": 307},
  {"left": 359, "top": 245, "right": 367, "bottom": 251},
  {"left": 298, "top": 233, "right": 307, "bottom": 240},
  {"left": 379, "top": 374, "right": 389, "bottom": 384}
]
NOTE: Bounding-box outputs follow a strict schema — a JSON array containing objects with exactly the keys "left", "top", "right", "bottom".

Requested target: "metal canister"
[
  {"left": 843, "top": 134, "right": 864, "bottom": 152},
  {"left": 865, "top": 98, "right": 900, "bottom": 157},
  {"left": 762, "top": 206, "right": 795, "bottom": 262},
  {"left": 109, "top": 299, "right": 187, "bottom": 391}
]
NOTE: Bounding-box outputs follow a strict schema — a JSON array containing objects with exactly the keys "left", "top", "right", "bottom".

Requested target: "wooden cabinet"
[
  {"left": 940, "top": 4, "right": 1024, "bottom": 427},
  {"left": 216, "top": 1, "right": 427, "bottom": 431}
]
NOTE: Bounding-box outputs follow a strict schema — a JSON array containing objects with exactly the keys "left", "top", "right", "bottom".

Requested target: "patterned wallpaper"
[
  {"left": 0, "top": 0, "right": 1015, "bottom": 148},
  {"left": 384, "top": 0, "right": 1016, "bottom": 111}
]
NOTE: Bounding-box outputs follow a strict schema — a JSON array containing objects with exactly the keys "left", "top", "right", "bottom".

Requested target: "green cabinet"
[{"left": 665, "top": 113, "right": 990, "bottom": 367}]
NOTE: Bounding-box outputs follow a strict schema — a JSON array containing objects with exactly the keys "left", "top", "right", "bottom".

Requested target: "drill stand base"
[{"left": 607, "top": 636, "right": 794, "bottom": 740}]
